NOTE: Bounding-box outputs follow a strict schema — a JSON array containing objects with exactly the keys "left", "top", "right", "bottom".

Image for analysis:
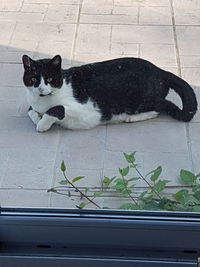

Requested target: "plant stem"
[
  {"left": 121, "top": 174, "right": 139, "bottom": 205},
  {"left": 62, "top": 171, "right": 101, "bottom": 209},
  {"left": 133, "top": 164, "right": 162, "bottom": 200}
]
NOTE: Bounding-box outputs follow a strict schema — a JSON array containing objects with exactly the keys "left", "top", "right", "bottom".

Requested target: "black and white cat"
[{"left": 22, "top": 55, "right": 197, "bottom": 132}]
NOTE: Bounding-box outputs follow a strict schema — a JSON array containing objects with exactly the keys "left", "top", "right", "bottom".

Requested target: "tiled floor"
[{"left": 0, "top": 0, "right": 199, "bottom": 209}]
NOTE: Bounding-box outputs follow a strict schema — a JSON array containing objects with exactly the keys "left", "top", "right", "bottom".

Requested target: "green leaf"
[
  {"left": 183, "top": 195, "right": 200, "bottom": 205},
  {"left": 121, "top": 189, "right": 132, "bottom": 197},
  {"left": 71, "top": 176, "right": 85, "bottom": 183},
  {"left": 194, "top": 191, "right": 200, "bottom": 201},
  {"left": 119, "top": 166, "right": 130, "bottom": 176},
  {"left": 78, "top": 202, "right": 86, "bottom": 209},
  {"left": 119, "top": 203, "right": 140, "bottom": 210},
  {"left": 59, "top": 180, "right": 68, "bottom": 185},
  {"left": 123, "top": 152, "right": 136, "bottom": 164},
  {"left": 150, "top": 166, "right": 162, "bottom": 182},
  {"left": 114, "top": 178, "right": 128, "bottom": 186},
  {"left": 103, "top": 176, "right": 116, "bottom": 185},
  {"left": 142, "top": 200, "right": 160, "bottom": 210},
  {"left": 192, "top": 185, "right": 200, "bottom": 193},
  {"left": 180, "top": 170, "right": 197, "bottom": 184},
  {"left": 138, "top": 190, "right": 149, "bottom": 200},
  {"left": 173, "top": 189, "right": 189, "bottom": 201},
  {"left": 127, "top": 177, "right": 140, "bottom": 182},
  {"left": 153, "top": 180, "right": 170, "bottom": 193},
  {"left": 193, "top": 205, "right": 200, "bottom": 212},
  {"left": 103, "top": 176, "right": 110, "bottom": 185},
  {"left": 93, "top": 192, "right": 103, "bottom": 197},
  {"left": 61, "top": 160, "right": 66, "bottom": 172}
]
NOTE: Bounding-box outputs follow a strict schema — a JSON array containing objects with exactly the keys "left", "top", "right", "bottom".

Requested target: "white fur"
[
  {"left": 26, "top": 79, "right": 159, "bottom": 132},
  {"left": 111, "top": 111, "right": 159, "bottom": 123},
  {"left": 26, "top": 80, "right": 102, "bottom": 130}
]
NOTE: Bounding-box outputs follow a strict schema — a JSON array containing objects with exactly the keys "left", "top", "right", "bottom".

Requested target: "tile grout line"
[
  {"left": 170, "top": 0, "right": 195, "bottom": 173},
  {"left": 101, "top": 125, "right": 108, "bottom": 189},
  {"left": 71, "top": 0, "right": 83, "bottom": 62},
  {"left": 42, "top": 3, "right": 49, "bottom": 22},
  {"left": 48, "top": 132, "right": 62, "bottom": 207},
  {"left": 169, "top": 0, "right": 181, "bottom": 77}
]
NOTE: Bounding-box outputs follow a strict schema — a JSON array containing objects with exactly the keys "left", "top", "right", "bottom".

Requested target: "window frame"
[{"left": 0, "top": 208, "right": 200, "bottom": 266}]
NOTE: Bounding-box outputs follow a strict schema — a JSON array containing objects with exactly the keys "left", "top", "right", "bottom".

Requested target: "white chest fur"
[{"left": 26, "top": 82, "right": 102, "bottom": 130}]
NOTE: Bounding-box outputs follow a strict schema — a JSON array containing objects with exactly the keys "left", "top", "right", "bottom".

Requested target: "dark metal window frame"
[{"left": 0, "top": 208, "right": 200, "bottom": 266}]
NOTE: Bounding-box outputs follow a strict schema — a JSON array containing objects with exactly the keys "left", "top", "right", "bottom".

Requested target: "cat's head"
[{"left": 22, "top": 55, "right": 63, "bottom": 97}]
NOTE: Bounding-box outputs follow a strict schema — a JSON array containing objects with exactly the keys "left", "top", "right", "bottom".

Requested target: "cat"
[{"left": 22, "top": 55, "right": 197, "bottom": 132}]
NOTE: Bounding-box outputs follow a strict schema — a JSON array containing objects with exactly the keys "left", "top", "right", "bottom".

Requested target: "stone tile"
[
  {"left": 75, "top": 24, "right": 111, "bottom": 55},
  {"left": 174, "top": 9, "right": 200, "bottom": 25},
  {"left": 0, "top": 0, "right": 23, "bottom": 11},
  {"left": 0, "top": 51, "right": 34, "bottom": 64},
  {"left": 111, "top": 43, "right": 139, "bottom": 56},
  {"left": 80, "top": 4, "right": 138, "bottom": 24},
  {"left": 25, "top": 0, "right": 80, "bottom": 3},
  {"left": 139, "top": 6, "right": 172, "bottom": 25},
  {"left": 0, "top": 116, "right": 60, "bottom": 149},
  {"left": 112, "top": 25, "right": 173, "bottom": 44},
  {"left": 140, "top": 44, "right": 177, "bottom": 67},
  {"left": 12, "top": 23, "right": 76, "bottom": 42},
  {"left": 106, "top": 121, "right": 188, "bottom": 153},
  {"left": 34, "top": 41, "right": 73, "bottom": 65},
  {"left": 1, "top": 148, "right": 56, "bottom": 189},
  {"left": 181, "top": 68, "right": 200, "bottom": 87},
  {"left": 173, "top": 0, "right": 200, "bottom": 9},
  {"left": 180, "top": 56, "right": 200, "bottom": 68},
  {"left": 0, "top": 22, "right": 16, "bottom": 48},
  {"left": 21, "top": 3, "right": 48, "bottom": 13},
  {"left": 80, "top": 13, "right": 137, "bottom": 24},
  {"left": 0, "top": 63, "right": 23, "bottom": 87},
  {"left": 188, "top": 123, "right": 200, "bottom": 173},
  {"left": 50, "top": 193, "right": 81, "bottom": 208},
  {"left": 53, "top": 167, "right": 102, "bottom": 187},
  {"left": 82, "top": 0, "right": 113, "bottom": 14},
  {"left": 176, "top": 26, "right": 200, "bottom": 55},
  {"left": 44, "top": 4, "right": 79, "bottom": 23},
  {"left": 73, "top": 54, "right": 129, "bottom": 65},
  {"left": 0, "top": 189, "right": 49, "bottom": 207},
  {"left": 0, "top": 12, "right": 44, "bottom": 22},
  {"left": 142, "top": 152, "right": 192, "bottom": 185},
  {"left": 0, "top": 86, "right": 24, "bottom": 101},
  {"left": 8, "top": 40, "right": 38, "bottom": 52},
  {"left": 57, "top": 126, "right": 106, "bottom": 170},
  {"left": 114, "top": 0, "right": 169, "bottom": 7}
]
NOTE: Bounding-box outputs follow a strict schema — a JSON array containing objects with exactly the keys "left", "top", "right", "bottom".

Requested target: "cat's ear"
[
  {"left": 50, "top": 55, "right": 62, "bottom": 68},
  {"left": 22, "top": 55, "right": 34, "bottom": 69}
]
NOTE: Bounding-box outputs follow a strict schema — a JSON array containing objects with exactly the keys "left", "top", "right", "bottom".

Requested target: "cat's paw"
[
  {"left": 36, "top": 120, "right": 50, "bottom": 132},
  {"left": 28, "top": 110, "right": 41, "bottom": 125}
]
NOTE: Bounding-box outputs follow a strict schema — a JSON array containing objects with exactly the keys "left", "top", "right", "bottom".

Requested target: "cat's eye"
[
  {"left": 31, "top": 77, "right": 37, "bottom": 82},
  {"left": 47, "top": 78, "right": 53, "bottom": 83}
]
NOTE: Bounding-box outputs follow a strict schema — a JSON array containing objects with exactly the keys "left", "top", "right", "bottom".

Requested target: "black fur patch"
[
  {"left": 28, "top": 106, "right": 32, "bottom": 111},
  {"left": 46, "top": 105, "right": 65, "bottom": 120},
  {"left": 63, "top": 57, "right": 197, "bottom": 122}
]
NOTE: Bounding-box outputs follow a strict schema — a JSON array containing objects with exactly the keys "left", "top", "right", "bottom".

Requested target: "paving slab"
[{"left": 0, "top": 0, "right": 199, "bottom": 210}]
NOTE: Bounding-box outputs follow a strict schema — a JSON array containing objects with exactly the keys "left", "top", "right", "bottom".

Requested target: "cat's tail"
[{"left": 158, "top": 72, "right": 198, "bottom": 122}]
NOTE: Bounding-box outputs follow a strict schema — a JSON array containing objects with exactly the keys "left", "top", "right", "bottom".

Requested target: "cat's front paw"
[
  {"left": 28, "top": 110, "right": 41, "bottom": 125},
  {"left": 36, "top": 120, "right": 50, "bottom": 132}
]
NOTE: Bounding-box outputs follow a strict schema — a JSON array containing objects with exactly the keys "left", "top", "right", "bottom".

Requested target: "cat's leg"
[
  {"left": 125, "top": 111, "right": 159, "bottom": 122},
  {"left": 28, "top": 106, "right": 41, "bottom": 125},
  {"left": 36, "top": 105, "right": 65, "bottom": 132}
]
